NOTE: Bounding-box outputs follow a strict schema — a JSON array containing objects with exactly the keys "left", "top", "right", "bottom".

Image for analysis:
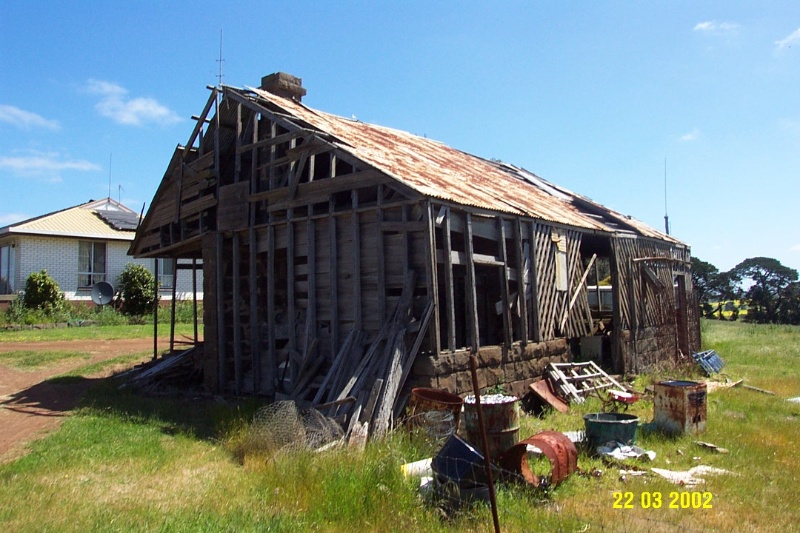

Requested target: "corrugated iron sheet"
[{"left": 243, "top": 86, "right": 681, "bottom": 243}]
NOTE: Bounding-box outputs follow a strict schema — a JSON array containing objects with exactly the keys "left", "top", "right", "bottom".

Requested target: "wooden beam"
[
  {"left": 185, "top": 88, "right": 217, "bottom": 152},
  {"left": 250, "top": 169, "right": 387, "bottom": 204},
  {"left": 352, "top": 190, "right": 362, "bottom": 330},
  {"left": 236, "top": 129, "right": 308, "bottom": 154},
  {"left": 249, "top": 227, "right": 260, "bottom": 393},
  {"left": 465, "top": 213, "right": 479, "bottom": 353},
  {"left": 192, "top": 258, "right": 199, "bottom": 344},
  {"left": 377, "top": 186, "right": 387, "bottom": 323},
  {"left": 443, "top": 207, "right": 456, "bottom": 351},
  {"left": 329, "top": 203, "right": 339, "bottom": 357},
  {"left": 307, "top": 217, "right": 317, "bottom": 358},
  {"left": 153, "top": 259, "right": 159, "bottom": 361},
  {"left": 234, "top": 102, "right": 242, "bottom": 183},
  {"left": 497, "top": 218, "right": 512, "bottom": 352},
  {"left": 424, "top": 200, "right": 440, "bottom": 357},
  {"left": 287, "top": 212, "right": 297, "bottom": 381},
  {"left": 170, "top": 258, "right": 178, "bottom": 353},
  {"left": 215, "top": 233, "right": 226, "bottom": 391},
  {"left": 528, "top": 221, "right": 541, "bottom": 342},
  {"left": 232, "top": 233, "right": 242, "bottom": 394},
  {"left": 266, "top": 225, "right": 276, "bottom": 396},
  {"left": 514, "top": 219, "right": 529, "bottom": 346}
]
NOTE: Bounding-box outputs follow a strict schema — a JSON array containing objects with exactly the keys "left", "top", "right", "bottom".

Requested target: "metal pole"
[
  {"left": 153, "top": 259, "right": 159, "bottom": 361},
  {"left": 469, "top": 354, "right": 501, "bottom": 533}
]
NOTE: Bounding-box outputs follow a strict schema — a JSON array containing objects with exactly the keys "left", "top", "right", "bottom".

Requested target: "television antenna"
[
  {"left": 216, "top": 29, "right": 225, "bottom": 86},
  {"left": 663, "top": 158, "right": 670, "bottom": 235}
]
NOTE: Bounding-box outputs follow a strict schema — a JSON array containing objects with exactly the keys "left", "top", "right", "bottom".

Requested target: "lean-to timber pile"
[{"left": 130, "top": 72, "right": 700, "bottom": 436}]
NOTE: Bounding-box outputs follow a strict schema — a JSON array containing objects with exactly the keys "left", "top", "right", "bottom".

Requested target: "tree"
[
  {"left": 691, "top": 257, "right": 739, "bottom": 319},
  {"left": 780, "top": 282, "right": 800, "bottom": 325},
  {"left": 116, "top": 263, "right": 157, "bottom": 317},
  {"left": 731, "top": 257, "right": 798, "bottom": 324}
]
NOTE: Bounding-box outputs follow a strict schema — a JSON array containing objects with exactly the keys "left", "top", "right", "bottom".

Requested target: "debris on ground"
[
  {"left": 692, "top": 350, "right": 725, "bottom": 376},
  {"left": 498, "top": 430, "right": 578, "bottom": 487},
  {"left": 694, "top": 441, "right": 730, "bottom": 454},
  {"left": 401, "top": 457, "right": 432, "bottom": 478},
  {"left": 244, "top": 400, "right": 344, "bottom": 457},
  {"left": 545, "top": 361, "right": 627, "bottom": 404},
  {"left": 528, "top": 379, "right": 569, "bottom": 413},
  {"left": 121, "top": 346, "right": 202, "bottom": 391},
  {"left": 734, "top": 382, "right": 777, "bottom": 395},
  {"left": 596, "top": 441, "right": 656, "bottom": 462},
  {"left": 650, "top": 465, "right": 735, "bottom": 486}
]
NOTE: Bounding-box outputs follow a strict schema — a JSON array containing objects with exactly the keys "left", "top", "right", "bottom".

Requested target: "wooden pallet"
[{"left": 545, "top": 361, "right": 626, "bottom": 404}]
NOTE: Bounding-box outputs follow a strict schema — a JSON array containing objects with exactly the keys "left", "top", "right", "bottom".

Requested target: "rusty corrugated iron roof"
[{"left": 233, "top": 85, "right": 680, "bottom": 243}]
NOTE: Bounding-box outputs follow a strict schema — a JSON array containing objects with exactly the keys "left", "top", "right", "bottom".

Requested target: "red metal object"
[
  {"left": 499, "top": 430, "right": 578, "bottom": 487},
  {"left": 529, "top": 379, "right": 569, "bottom": 413}
]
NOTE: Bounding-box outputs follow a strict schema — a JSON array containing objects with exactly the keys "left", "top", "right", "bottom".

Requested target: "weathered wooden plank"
[
  {"left": 215, "top": 233, "right": 226, "bottom": 392},
  {"left": 329, "top": 207, "right": 339, "bottom": 357},
  {"left": 249, "top": 227, "right": 260, "bottom": 393},
  {"left": 464, "top": 213, "right": 479, "bottom": 353},
  {"left": 266, "top": 225, "right": 276, "bottom": 396},
  {"left": 423, "top": 200, "right": 440, "bottom": 356},
  {"left": 178, "top": 195, "right": 217, "bottom": 219},
  {"left": 443, "top": 207, "right": 456, "bottom": 351},
  {"left": 514, "top": 219, "right": 529, "bottom": 345},
  {"left": 232, "top": 233, "right": 243, "bottom": 394},
  {"left": 376, "top": 189, "right": 387, "bottom": 323},
  {"left": 236, "top": 129, "right": 307, "bottom": 154},
  {"left": 352, "top": 191, "right": 362, "bottom": 329},
  {"left": 497, "top": 218, "right": 512, "bottom": 350},
  {"left": 287, "top": 213, "right": 297, "bottom": 375},
  {"left": 250, "top": 169, "right": 386, "bottom": 203}
]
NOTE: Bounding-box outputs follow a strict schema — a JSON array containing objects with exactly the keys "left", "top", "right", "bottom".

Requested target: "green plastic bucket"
[{"left": 583, "top": 412, "right": 639, "bottom": 448}]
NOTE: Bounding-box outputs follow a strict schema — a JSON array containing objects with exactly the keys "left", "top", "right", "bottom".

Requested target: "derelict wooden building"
[{"left": 130, "top": 73, "right": 700, "bottom": 406}]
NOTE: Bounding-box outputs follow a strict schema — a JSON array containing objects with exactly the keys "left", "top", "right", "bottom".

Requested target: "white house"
[{"left": 0, "top": 198, "right": 202, "bottom": 308}]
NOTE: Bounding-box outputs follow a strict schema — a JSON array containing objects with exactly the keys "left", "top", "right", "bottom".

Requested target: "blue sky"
[{"left": 2, "top": 1, "right": 799, "bottom": 273}]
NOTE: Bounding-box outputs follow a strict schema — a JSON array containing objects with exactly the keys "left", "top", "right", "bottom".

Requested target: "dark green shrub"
[
  {"left": 22, "top": 270, "right": 66, "bottom": 312},
  {"left": 117, "top": 263, "right": 157, "bottom": 317}
]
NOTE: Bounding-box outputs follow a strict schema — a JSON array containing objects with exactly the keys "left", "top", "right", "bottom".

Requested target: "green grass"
[
  {"left": 0, "top": 350, "right": 90, "bottom": 370},
  {"left": 46, "top": 352, "right": 152, "bottom": 381},
  {"left": 0, "top": 319, "right": 798, "bottom": 531},
  {"left": 0, "top": 323, "right": 200, "bottom": 343}
]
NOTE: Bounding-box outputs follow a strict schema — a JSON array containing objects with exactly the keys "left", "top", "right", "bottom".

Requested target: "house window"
[
  {"left": 78, "top": 241, "right": 107, "bottom": 287},
  {"left": 158, "top": 258, "right": 174, "bottom": 289},
  {"left": 0, "top": 244, "right": 14, "bottom": 294}
]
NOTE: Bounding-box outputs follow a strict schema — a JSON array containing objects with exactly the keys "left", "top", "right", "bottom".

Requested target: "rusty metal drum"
[
  {"left": 654, "top": 380, "right": 707, "bottom": 435},
  {"left": 463, "top": 394, "right": 520, "bottom": 460},
  {"left": 408, "top": 387, "right": 464, "bottom": 432}
]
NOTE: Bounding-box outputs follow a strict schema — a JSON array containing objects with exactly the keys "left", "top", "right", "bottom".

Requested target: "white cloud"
[
  {"left": 791, "top": 244, "right": 800, "bottom": 252},
  {"left": 693, "top": 21, "right": 740, "bottom": 35},
  {"left": 0, "top": 104, "right": 60, "bottom": 130},
  {"left": 0, "top": 151, "right": 102, "bottom": 182},
  {"left": 84, "top": 79, "right": 181, "bottom": 126},
  {"left": 680, "top": 128, "right": 701, "bottom": 142},
  {"left": 775, "top": 28, "right": 800, "bottom": 51}
]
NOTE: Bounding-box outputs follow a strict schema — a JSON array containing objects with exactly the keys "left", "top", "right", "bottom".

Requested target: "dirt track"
[{"left": 0, "top": 337, "right": 166, "bottom": 463}]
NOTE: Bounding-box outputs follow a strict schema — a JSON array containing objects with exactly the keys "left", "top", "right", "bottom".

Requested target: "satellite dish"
[{"left": 91, "top": 281, "right": 114, "bottom": 306}]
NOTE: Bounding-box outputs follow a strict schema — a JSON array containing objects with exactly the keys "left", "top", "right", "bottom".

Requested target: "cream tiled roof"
[{"left": 0, "top": 199, "right": 137, "bottom": 241}]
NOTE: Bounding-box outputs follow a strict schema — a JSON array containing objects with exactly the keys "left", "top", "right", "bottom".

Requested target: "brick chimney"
[{"left": 260, "top": 72, "right": 307, "bottom": 102}]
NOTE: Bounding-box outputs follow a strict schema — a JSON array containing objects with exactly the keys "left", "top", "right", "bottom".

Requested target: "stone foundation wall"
[
  {"left": 618, "top": 325, "right": 678, "bottom": 374},
  {"left": 408, "top": 339, "right": 570, "bottom": 398}
]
